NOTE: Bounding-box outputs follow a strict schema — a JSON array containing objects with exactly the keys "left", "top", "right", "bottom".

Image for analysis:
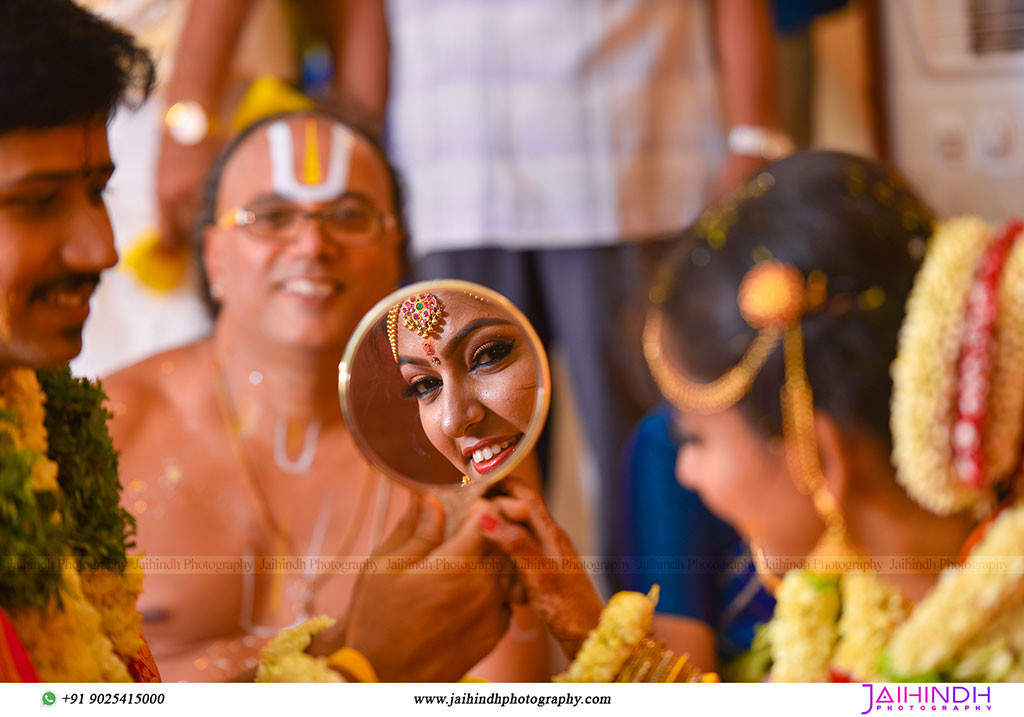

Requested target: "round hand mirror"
[{"left": 338, "top": 280, "right": 550, "bottom": 510}]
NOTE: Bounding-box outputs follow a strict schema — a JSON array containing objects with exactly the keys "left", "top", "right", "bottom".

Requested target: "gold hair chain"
[
  {"left": 780, "top": 324, "right": 846, "bottom": 536},
  {"left": 643, "top": 312, "right": 780, "bottom": 415}
]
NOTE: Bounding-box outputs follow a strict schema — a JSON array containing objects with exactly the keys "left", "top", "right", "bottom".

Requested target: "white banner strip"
[{"left": 1, "top": 682, "right": 1016, "bottom": 717}]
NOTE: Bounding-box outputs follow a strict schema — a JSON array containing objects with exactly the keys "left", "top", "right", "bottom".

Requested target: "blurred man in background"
[{"left": 104, "top": 108, "right": 548, "bottom": 682}]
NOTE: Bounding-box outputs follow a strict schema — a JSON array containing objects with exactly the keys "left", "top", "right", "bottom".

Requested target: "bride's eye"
[
  {"left": 403, "top": 375, "right": 442, "bottom": 400},
  {"left": 668, "top": 421, "right": 700, "bottom": 449},
  {"left": 470, "top": 339, "right": 515, "bottom": 370}
]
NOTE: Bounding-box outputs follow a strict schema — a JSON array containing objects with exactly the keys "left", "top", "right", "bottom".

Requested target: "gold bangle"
[
  {"left": 557, "top": 587, "right": 719, "bottom": 683},
  {"left": 327, "top": 647, "right": 379, "bottom": 683},
  {"left": 616, "top": 638, "right": 708, "bottom": 683}
]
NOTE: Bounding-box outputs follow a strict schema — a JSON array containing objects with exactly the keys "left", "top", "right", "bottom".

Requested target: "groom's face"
[{"left": 0, "top": 121, "right": 118, "bottom": 368}]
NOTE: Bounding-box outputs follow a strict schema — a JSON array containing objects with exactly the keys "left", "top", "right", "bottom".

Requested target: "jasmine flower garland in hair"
[{"left": 891, "top": 217, "right": 1024, "bottom": 516}]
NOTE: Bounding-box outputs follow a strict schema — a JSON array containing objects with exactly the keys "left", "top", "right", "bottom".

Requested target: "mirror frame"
[{"left": 338, "top": 279, "right": 552, "bottom": 494}]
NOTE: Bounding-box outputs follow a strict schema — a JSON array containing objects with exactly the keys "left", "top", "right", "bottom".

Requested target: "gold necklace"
[{"left": 750, "top": 540, "right": 781, "bottom": 594}]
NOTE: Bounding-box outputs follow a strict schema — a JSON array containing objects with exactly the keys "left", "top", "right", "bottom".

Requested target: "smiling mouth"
[
  {"left": 278, "top": 278, "right": 343, "bottom": 299},
  {"left": 31, "top": 276, "right": 98, "bottom": 312},
  {"left": 466, "top": 434, "right": 524, "bottom": 475}
]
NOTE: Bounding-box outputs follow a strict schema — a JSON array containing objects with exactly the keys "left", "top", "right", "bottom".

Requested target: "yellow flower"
[
  {"left": 79, "top": 559, "right": 144, "bottom": 660},
  {"left": 0, "top": 368, "right": 58, "bottom": 492},
  {"left": 557, "top": 587, "right": 659, "bottom": 683},
  {"left": 9, "top": 568, "right": 131, "bottom": 682},
  {"left": 257, "top": 615, "right": 343, "bottom": 683},
  {"left": 0, "top": 368, "right": 48, "bottom": 454}
]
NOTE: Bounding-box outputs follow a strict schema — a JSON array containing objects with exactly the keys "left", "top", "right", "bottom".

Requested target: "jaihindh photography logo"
[{"left": 860, "top": 685, "right": 993, "bottom": 713}]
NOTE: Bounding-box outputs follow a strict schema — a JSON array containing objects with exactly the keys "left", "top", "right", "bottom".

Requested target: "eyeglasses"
[{"left": 217, "top": 196, "right": 395, "bottom": 247}]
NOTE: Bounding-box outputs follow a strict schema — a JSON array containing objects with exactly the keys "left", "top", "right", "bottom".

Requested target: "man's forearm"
[
  {"left": 327, "top": 0, "right": 390, "bottom": 130},
  {"left": 164, "top": 0, "right": 255, "bottom": 109},
  {"left": 713, "top": 0, "right": 782, "bottom": 130}
]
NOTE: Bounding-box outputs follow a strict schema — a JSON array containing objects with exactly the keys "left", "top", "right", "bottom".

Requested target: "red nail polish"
[{"left": 478, "top": 514, "right": 498, "bottom": 532}]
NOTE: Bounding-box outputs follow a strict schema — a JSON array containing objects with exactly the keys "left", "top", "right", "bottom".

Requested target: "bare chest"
[{"left": 120, "top": 412, "right": 404, "bottom": 672}]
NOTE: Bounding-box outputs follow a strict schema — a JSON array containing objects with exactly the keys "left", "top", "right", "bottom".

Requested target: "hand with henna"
[{"left": 477, "top": 478, "right": 605, "bottom": 660}]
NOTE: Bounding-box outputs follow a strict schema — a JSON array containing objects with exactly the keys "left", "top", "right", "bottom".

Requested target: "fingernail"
[{"left": 478, "top": 514, "right": 498, "bottom": 532}]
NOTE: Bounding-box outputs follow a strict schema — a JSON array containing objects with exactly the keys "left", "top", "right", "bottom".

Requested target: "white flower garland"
[
  {"left": 766, "top": 502, "right": 1024, "bottom": 682},
  {"left": 887, "top": 502, "right": 1024, "bottom": 677},
  {"left": 891, "top": 217, "right": 997, "bottom": 515},
  {"left": 833, "top": 573, "right": 908, "bottom": 681},
  {"left": 769, "top": 572, "right": 839, "bottom": 682}
]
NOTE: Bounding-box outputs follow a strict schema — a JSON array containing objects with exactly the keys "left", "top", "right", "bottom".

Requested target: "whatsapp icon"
[{"left": 42, "top": 691, "right": 56, "bottom": 706}]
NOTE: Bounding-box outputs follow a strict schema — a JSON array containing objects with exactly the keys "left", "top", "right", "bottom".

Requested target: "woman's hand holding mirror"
[
  {"left": 478, "top": 478, "right": 605, "bottom": 660},
  {"left": 343, "top": 494, "right": 513, "bottom": 682}
]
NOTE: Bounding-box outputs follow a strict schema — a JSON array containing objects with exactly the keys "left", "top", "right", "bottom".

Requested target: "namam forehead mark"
[
  {"left": 217, "top": 116, "right": 394, "bottom": 214},
  {"left": 266, "top": 117, "right": 354, "bottom": 202}
]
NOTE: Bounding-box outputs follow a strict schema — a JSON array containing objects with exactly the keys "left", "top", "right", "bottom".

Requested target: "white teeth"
[
  {"left": 471, "top": 439, "right": 515, "bottom": 464},
  {"left": 49, "top": 289, "right": 88, "bottom": 308},
  {"left": 281, "top": 278, "right": 333, "bottom": 297}
]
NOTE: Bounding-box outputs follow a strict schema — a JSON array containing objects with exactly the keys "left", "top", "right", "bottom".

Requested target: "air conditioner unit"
[{"left": 882, "top": 0, "right": 1024, "bottom": 220}]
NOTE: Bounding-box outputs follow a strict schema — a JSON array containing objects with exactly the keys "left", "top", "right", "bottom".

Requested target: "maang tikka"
[{"left": 387, "top": 292, "right": 445, "bottom": 365}]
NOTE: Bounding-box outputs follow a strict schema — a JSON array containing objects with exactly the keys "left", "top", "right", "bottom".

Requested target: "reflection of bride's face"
[{"left": 396, "top": 291, "right": 538, "bottom": 480}]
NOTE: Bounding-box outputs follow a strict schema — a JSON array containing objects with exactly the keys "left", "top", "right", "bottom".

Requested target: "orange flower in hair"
[{"left": 738, "top": 260, "right": 807, "bottom": 330}]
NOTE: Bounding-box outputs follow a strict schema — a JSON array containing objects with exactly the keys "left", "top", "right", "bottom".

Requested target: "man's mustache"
[{"left": 29, "top": 273, "right": 101, "bottom": 301}]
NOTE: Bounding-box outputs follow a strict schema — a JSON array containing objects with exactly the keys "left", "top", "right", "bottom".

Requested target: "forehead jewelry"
[{"left": 387, "top": 292, "right": 445, "bottom": 366}]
